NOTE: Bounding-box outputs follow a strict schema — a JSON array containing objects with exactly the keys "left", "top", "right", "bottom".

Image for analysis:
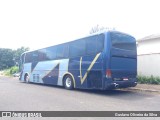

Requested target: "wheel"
[
  {"left": 64, "top": 75, "right": 74, "bottom": 90},
  {"left": 24, "top": 74, "right": 30, "bottom": 83}
]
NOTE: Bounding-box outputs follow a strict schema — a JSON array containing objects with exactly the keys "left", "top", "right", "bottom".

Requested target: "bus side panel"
[
  {"left": 30, "top": 60, "right": 58, "bottom": 84},
  {"left": 68, "top": 57, "right": 82, "bottom": 88},
  {"left": 68, "top": 54, "right": 103, "bottom": 89},
  {"left": 85, "top": 55, "right": 103, "bottom": 89},
  {"left": 30, "top": 59, "right": 69, "bottom": 85},
  {"left": 20, "top": 63, "right": 32, "bottom": 81},
  {"left": 41, "top": 63, "right": 59, "bottom": 85},
  {"left": 58, "top": 59, "right": 69, "bottom": 86}
]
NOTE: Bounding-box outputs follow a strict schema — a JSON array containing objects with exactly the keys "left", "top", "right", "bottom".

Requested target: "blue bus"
[{"left": 19, "top": 31, "right": 137, "bottom": 90}]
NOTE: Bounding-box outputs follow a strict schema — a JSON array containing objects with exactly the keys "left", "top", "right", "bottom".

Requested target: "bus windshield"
[{"left": 111, "top": 32, "right": 136, "bottom": 51}]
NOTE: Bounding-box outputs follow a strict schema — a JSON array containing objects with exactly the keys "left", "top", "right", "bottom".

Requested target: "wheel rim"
[
  {"left": 65, "top": 77, "right": 72, "bottom": 88},
  {"left": 26, "top": 76, "right": 29, "bottom": 83}
]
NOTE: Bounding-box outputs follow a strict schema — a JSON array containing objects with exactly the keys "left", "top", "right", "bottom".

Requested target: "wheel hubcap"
[
  {"left": 66, "top": 77, "right": 71, "bottom": 88},
  {"left": 26, "top": 76, "right": 29, "bottom": 82}
]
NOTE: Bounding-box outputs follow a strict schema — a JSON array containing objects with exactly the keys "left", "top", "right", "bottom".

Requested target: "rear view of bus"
[{"left": 105, "top": 31, "right": 137, "bottom": 89}]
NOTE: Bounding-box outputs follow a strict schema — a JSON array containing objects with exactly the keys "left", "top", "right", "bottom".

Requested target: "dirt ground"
[{"left": 127, "top": 84, "right": 160, "bottom": 93}]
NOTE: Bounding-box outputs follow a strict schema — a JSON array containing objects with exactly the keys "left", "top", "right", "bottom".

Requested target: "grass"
[
  {"left": 138, "top": 75, "right": 160, "bottom": 85},
  {"left": 3, "top": 66, "right": 19, "bottom": 76}
]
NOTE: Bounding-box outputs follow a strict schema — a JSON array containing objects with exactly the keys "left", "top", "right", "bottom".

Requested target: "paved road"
[
  {"left": 0, "top": 76, "right": 160, "bottom": 120},
  {"left": 0, "top": 76, "right": 160, "bottom": 111}
]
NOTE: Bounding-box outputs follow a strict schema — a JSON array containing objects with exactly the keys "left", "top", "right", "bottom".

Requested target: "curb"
[{"left": 125, "top": 88, "right": 160, "bottom": 93}]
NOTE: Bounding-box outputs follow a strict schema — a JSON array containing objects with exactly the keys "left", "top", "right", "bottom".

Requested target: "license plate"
[{"left": 123, "top": 78, "right": 128, "bottom": 81}]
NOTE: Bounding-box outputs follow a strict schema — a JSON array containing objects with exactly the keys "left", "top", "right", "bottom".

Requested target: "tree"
[
  {"left": 0, "top": 48, "right": 14, "bottom": 70},
  {"left": 0, "top": 47, "right": 29, "bottom": 70},
  {"left": 89, "top": 25, "right": 116, "bottom": 34},
  {"left": 13, "top": 47, "right": 29, "bottom": 65}
]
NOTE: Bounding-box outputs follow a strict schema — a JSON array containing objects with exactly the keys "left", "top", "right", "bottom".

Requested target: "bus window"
[
  {"left": 56, "top": 44, "right": 69, "bottom": 58},
  {"left": 63, "top": 44, "right": 69, "bottom": 58},
  {"left": 19, "top": 53, "right": 25, "bottom": 71},
  {"left": 32, "top": 51, "right": 38, "bottom": 62},
  {"left": 38, "top": 49, "right": 47, "bottom": 61},
  {"left": 111, "top": 32, "right": 136, "bottom": 51},
  {"left": 69, "top": 40, "right": 85, "bottom": 57},
  {"left": 46, "top": 46, "right": 57, "bottom": 60},
  {"left": 96, "top": 34, "right": 104, "bottom": 52},
  {"left": 25, "top": 53, "right": 32, "bottom": 63},
  {"left": 21, "top": 53, "right": 25, "bottom": 64},
  {"left": 86, "top": 36, "right": 97, "bottom": 55},
  {"left": 86, "top": 34, "right": 104, "bottom": 55}
]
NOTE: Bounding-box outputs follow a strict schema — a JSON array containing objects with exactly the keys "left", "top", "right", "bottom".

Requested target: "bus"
[{"left": 19, "top": 31, "right": 137, "bottom": 90}]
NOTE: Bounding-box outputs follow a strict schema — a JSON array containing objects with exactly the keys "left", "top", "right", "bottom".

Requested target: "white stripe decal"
[{"left": 58, "top": 59, "right": 69, "bottom": 86}]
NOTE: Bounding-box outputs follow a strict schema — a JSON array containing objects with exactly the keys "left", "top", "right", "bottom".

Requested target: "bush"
[
  {"left": 9, "top": 66, "right": 19, "bottom": 74},
  {"left": 3, "top": 66, "right": 19, "bottom": 76},
  {"left": 137, "top": 75, "right": 160, "bottom": 85}
]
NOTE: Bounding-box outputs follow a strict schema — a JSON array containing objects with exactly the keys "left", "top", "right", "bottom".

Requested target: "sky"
[{"left": 0, "top": 0, "right": 160, "bottom": 50}]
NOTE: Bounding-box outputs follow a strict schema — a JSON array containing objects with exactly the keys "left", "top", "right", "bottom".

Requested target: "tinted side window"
[
  {"left": 21, "top": 53, "right": 25, "bottom": 64},
  {"left": 86, "top": 36, "right": 98, "bottom": 54},
  {"left": 96, "top": 34, "right": 104, "bottom": 52},
  {"left": 46, "top": 47, "right": 57, "bottom": 60},
  {"left": 25, "top": 52, "right": 32, "bottom": 63},
  {"left": 32, "top": 51, "right": 38, "bottom": 61},
  {"left": 69, "top": 39, "right": 85, "bottom": 57},
  {"left": 38, "top": 49, "right": 47, "bottom": 61},
  {"left": 57, "top": 44, "right": 69, "bottom": 58},
  {"left": 63, "top": 44, "right": 69, "bottom": 58},
  {"left": 56, "top": 44, "right": 69, "bottom": 58},
  {"left": 111, "top": 32, "right": 136, "bottom": 51},
  {"left": 86, "top": 34, "right": 104, "bottom": 55},
  {"left": 56, "top": 46, "right": 63, "bottom": 58}
]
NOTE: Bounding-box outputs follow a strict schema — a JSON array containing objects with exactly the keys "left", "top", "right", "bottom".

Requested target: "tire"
[
  {"left": 64, "top": 75, "right": 74, "bottom": 90},
  {"left": 24, "top": 74, "right": 30, "bottom": 83}
]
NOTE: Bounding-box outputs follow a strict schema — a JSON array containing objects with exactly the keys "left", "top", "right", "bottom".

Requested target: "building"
[{"left": 137, "top": 34, "right": 160, "bottom": 77}]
